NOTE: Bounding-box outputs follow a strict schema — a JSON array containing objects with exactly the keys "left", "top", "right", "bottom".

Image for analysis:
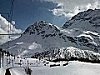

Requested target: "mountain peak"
[
  {"left": 63, "top": 9, "right": 100, "bottom": 33},
  {"left": 24, "top": 21, "right": 48, "bottom": 34},
  {"left": 33, "top": 21, "right": 47, "bottom": 26},
  {"left": 23, "top": 21, "right": 60, "bottom": 35},
  {"left": 71, "top": 9, "right": 100, "bottom": 20}
]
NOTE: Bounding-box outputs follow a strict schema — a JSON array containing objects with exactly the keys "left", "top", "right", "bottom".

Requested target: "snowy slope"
[
  {"left": 1, "top": 59, "right": 100, "bottom": 75},
  {"left": 64, "top": 29, "right": 100, "bottom": 52},
  {"left": 5, "top": 61, "right": 100, "bottom": 75},
  {"left": 0, "top": 68, "right": 6, "bottom": 75},
  {"left": 63, "top": 9, "right": 100, "bottom": 33},
  {"left": 1, "top": 21, "right": 75, "bottom": 57},
  {"left": 62, "top": 9, "right": 100, "bottom": 52}
]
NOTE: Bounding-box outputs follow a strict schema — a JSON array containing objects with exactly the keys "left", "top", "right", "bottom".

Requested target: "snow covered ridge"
[
  {"left": 0, "top": 21, "right": 75, "bottom": 57},
  {"left": 70, "top": 29, "right": 100, "bottom": 52},
  {"left": 32, "top": 47, "right": 100, "bottom": 63},
  {"left": 1, "top": 9, "right": 100, "bottom": 58},
  {"left": 63, "top": 9, "right": 100, "bottom": 33},
  {"left": 60, "top": 28, "right": 100, "bottom": 52},
  {"left": 23, "top": 21, "right": 60, "bottom": 36},
  {"left": 1, "top": 20, "right": 100, "bottom": 57},
  {"left": 22, "top": 21, "right": 100, "bottom": 52},
  {"left": 62, "top": 9, "right": 100, "bottom": 52}
]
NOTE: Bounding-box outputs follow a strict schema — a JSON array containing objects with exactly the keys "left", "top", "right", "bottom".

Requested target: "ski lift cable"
[
  {"left": 7, "top": 0, "right": 15, "bottom": 51},
  {"left": 0, "top": 0, "right": 22, "bottom": 68},
  {"left": 9, "top": 0, "right": 15, "bottom": 22},
  {"left": 0, "top": 33, "right": 22, "bottom": 35},
  {"left": 8, "top": 0, "right": 15, "bottom": 37}
]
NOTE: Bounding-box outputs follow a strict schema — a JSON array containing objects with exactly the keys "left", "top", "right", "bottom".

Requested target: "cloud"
[
  {"left": 0, "top": 14, "right": 22, "bottom": 45},
  {"left": 44, "top": 0, "right": 100, "bottom": 18},
  {"left": 49, "top": 7, "right": 67, "bottom": 17}
]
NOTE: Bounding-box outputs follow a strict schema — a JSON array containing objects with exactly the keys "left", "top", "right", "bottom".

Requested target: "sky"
[
  {"left": 0, "top": 0, "right": 100, "bottom": 44},
  {"left": 0, "top": 0, "right": 67, "bottom": 30},
  {"left": 0, "top": 0, "right": 100, "bottom": 30}
]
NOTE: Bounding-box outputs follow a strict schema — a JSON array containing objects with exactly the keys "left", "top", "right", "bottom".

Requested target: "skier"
[
  {"left": 25, "top": 67, "right": 32, "bottom": 75},
  {"left": 5, "top": 68, "right": 11, "bottom": 75}
]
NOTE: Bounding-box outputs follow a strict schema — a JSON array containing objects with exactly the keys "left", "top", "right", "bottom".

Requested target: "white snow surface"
[
  {"left": 1, "top": 61, "right": 100, "bottom": 75},
  {"left": 0, "top": 68, "right": 6, "bottom": 75}
]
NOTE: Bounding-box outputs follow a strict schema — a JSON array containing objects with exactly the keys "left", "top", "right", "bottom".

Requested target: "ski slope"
[
  {"left": 0, "top": 68, "right": 6, "bottom": 75},
  {"left": 1, "top": 61, "right": 100, "bottom": 75}
]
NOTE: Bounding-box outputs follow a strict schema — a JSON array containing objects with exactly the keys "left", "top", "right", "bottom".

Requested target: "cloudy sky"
[
  {"left": 0, "top": 0, "right": 100, "bottom": 44},
  {"left": 0, "top": 0, "right": 99, "bottom": 30}
]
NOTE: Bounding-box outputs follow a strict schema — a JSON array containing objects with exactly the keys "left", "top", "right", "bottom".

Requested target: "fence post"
[
  {"left": 2, "top": 51, "right": 4, "bottom": 67},
  {"left": 0, "top": 48, "right": 2, "bottom": 68}
]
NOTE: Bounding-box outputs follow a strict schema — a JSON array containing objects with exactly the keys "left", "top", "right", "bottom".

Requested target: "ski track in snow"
[
  {"left": 31, "top": 61, "right": 100, "bottom": 75},
  {"left": 0, "top": 68, "right": 6, "bottom": 75},
  {"left": 10, "top": 68, "right": 26, "bottom": 75}
]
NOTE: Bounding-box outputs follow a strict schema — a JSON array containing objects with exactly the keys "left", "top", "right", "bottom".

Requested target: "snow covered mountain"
[
  {"left": 63, "top": 9, "right": 100, "bottom": 33},
  {"left": 1, "top": 21, "right": 75, "bottom": 57},
  {"left": 1, "top": 9, "right": 100, "bottom": 62},
  {"left": 63, "top": 9, "right": 100, "bottom": 52}
]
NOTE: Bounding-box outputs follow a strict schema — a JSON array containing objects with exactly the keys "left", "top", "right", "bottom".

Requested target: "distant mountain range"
[{"left": 1, "top": 9, "right": 100, "bottom": 62}]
